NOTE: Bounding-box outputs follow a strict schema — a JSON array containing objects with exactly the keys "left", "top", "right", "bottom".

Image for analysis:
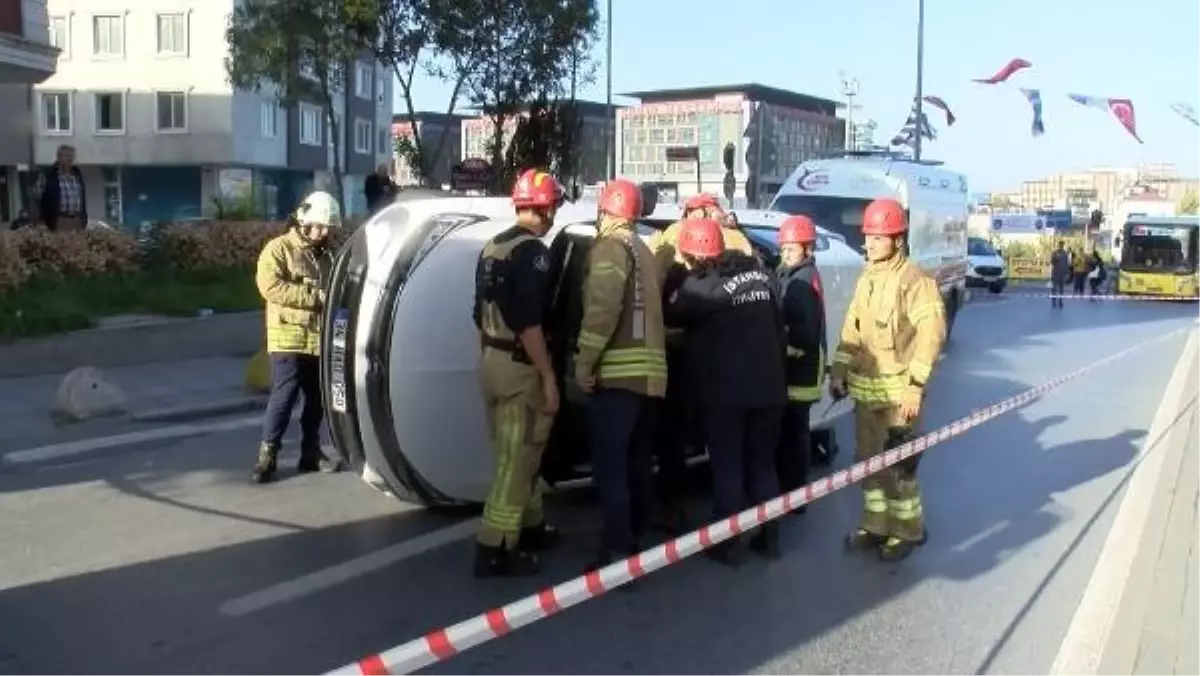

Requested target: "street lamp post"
[
  {"left": 913, "top": 0, "right": 926, "bottom": 161},
  {"left": 604, "top": 0, "right": 614, "bottom": 180},
  {"left": 840, "top": 72, "right": 860, "bottom": 151}
]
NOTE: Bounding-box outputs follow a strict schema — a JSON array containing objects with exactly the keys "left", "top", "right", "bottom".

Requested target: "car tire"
[{"left": 988, "top": 281, "right": 1006, "bottom": 294}]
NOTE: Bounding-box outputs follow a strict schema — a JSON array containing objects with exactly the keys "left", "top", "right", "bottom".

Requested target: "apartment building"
[
  {"left": 0, "top": 0, "right": 59, "bottom": 223},
  {"left": 998, "top": 165, "right": 1199, "bottom": 219},
  {"left": 616, "top": 83, "right": 844, "bottom": 207},
  {"left": 34, "top": 0, "right": 392, "bottom": 227},
  {"left": 390, "top": 112, "right": 470, "bottom": 187},
  {"left": 459, "top": 100, "right": 616, "bottom": 188}
]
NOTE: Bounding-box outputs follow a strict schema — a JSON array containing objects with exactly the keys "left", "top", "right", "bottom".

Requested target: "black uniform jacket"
[
  {"left": 779, "top": 257, "right": 827, "bottom": 390},
  {"left": 663, "top": 252, "right": 787, "bottom": 410}
]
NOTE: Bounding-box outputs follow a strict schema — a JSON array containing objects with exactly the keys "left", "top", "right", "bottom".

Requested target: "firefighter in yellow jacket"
[
  {"left": 650, "top": 193, "right": 752, "bottom": 280},
  {"left": 252, "top": 190, "right": 346, "bottom": 484},
  {"left": 828, "top": 197, "right": 947, "bottom": 562},
  {"left": 472, "top": 169, "right": 565, "bottom": 578},
  {"left": 576, "top": 178, "right": 668, "bottom": 570}
]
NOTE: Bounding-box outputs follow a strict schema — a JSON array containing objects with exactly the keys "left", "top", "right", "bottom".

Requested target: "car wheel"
[{"left": 988, "top": 281, "right": 1006, "bottom": 294}]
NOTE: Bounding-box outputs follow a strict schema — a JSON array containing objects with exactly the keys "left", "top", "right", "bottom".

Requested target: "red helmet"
[
  {"left": 778, "top": 215, "right": 817, "bottom": 245},
  {"left": 678, "top": 218, "right": 725, "bottom": 258},
  {"left": 598, "top": 179, "right": 642, "bottom": 220},
  {"left": 861, "top": 198, "right": 907, "bottom": 236},
  {"left": 683, "top": 193, "right": 720, "bottom": 212},
  {"left": 512, "top": 169, "right": 562, "bottom": 210}
]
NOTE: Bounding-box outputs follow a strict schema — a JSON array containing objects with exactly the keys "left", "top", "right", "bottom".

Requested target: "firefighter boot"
[
  {"left": 878, "top": 531, "right": 929, "bottom": 562},
  {"left": 844, "top": 528, "right": 887, "bottom": 551},
  {"left": 705, "top": 535, "right": 748, "bottom": 567},
  {"left": 519, "top": 522, "right": 563, "bottom": 552},
  {"left": 749, "top": 523, "right": 782, "bottom": 560},
  {"left": 251, "top": 442, "right": 279, "bottom": 484},
  {"left": 297, "top": 445, "right": 345, "bottom": 474},
  {"left": 473, "top": 543, "right": 540, "bottom": 578}
]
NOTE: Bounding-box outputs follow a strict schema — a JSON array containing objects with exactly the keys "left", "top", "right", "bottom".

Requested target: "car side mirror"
[{"left": 639, "top": 183, "right": 658, "bottom": 216}]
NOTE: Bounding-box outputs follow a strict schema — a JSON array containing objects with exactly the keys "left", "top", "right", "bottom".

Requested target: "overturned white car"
[{"left": 320, "top": 190, "right": 865, "bottom": 508}]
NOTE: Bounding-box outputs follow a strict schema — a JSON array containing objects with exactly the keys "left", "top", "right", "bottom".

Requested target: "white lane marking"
[
  {"left": 219, "top": 518, "right": 478, "bottom": 617},
  {"left": 1050, "top": 327, "right": 1199, "bottom": 675},
  {"left": 3, "top": 414, "right": 262, "bottom": 464}
]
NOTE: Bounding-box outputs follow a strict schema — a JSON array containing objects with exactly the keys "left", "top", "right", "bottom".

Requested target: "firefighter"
[
  {"left": 647, "top": 193, "right": 751, "bottom": 533},
  {"left": 252, "top": 190, "right": 346, "bottom": 484},
  {"left": 828, "top": 197, "right": 947, "bottom": 562},
  {"left": 471, "top": 169, "right": 565, "bottom": 578},
  {"left": 576, "top": 178, "right": 668, "bottom": 570},
  {"left": 664, "top": 217, "right": 788, "bottom": 564},
  {"left": 776, "top": 215, "right": 826, "bottom": 509}
]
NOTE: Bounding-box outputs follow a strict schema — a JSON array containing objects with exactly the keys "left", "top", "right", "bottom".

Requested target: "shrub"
[{"left": 0, "top": 235, "right": 30, "bottom": 292}]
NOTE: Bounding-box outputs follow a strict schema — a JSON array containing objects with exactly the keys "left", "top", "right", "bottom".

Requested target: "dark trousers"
[
  {"left": 588, "top": 388, "right": 656, "bottom": 552},
  {"left": 1072, "top": 274, "right": 1087, "bottom": 294},
  {"left": 654, "top": 348, "right": 693, "bottom": 505},
  {"left": 777, "top": 401, "right": 813, "bottom": 493},
  {"left": 1051, "top": 278, "right": 1067, "bottom": 307},
  {"left": 262, "top": 353, "right": 323, "bottom": 450},
  {"left": 704, "top": 406, "right": 782, "bottom": 520}
]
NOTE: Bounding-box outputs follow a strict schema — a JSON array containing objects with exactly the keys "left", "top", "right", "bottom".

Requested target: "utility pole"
[
  {"left": 604, "top": 0, "right": 614, "bottom": 180},
  {"left": 840, "top": 72, "right": 860, "bottom": 151},
  {"left": 913, "top": 0, "right": 926, "bottom": 160}
]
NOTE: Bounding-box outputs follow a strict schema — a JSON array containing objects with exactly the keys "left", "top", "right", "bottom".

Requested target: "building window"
[
  {"left": 49, "top": 16, "right": 69, "bottom": 56},
  {"left": 355, "top": 63, "right": 373, "bottom": 99},
  {"left": 92, "top": 15, "right": 124, "bottom": 57},
  {"left": 156, "top": 13, "right": 188, "bottom": 55},
  {"left": 378, "top": 128, "right": 389, "bottom": 154},
  {"left": 354, "top": 119, "right": 373, "bottom": 154},
  {"left": 93, "top": 92, "right": 125, "bottom": 134},
  {"left": 260, "top": 101, "right": 277, "bottom": 138},
  {"left": 299, "top": 104, "right": 322, "bottom": 146},
  {"left": 41, "top": 93, "right": 72, "bottom": 134},
  {"left": 155, "top": 91, "right": 188, "bottom": 132}
]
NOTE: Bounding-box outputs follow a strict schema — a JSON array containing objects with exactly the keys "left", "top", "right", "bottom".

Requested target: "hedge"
[{"left": 0, "top": 222, "right": 350, "bottom": 339}]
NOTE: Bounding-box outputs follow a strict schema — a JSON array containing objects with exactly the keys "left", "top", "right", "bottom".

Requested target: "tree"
[
  {"left": 460, "top": 0, "right": 600, "bottom": 191},
  {"left": 505, "top": 98, "right": 582, "bottom": 182},
  {"left": 358, "top": 0, "right": 487, "bottom": 186},
  {"left": 226, "top": 0, "right": 372, "bottom": 214},
  {"left": 1179, "top": 189, "right": 1199, "bottom": 215}
]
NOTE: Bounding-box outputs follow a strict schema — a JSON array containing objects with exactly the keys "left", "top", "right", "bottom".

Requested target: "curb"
[{"left": 130, "top": 395, "right": 268, "bottom": 424}]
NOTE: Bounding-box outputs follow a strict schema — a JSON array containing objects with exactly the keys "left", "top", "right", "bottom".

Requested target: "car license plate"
[{"left": 330, "top": 309, "right": 349, "bottom": 413}]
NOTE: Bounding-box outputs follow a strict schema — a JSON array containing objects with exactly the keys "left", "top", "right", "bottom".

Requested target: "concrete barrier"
[
  {"left": 0, "top": 311, "right": 264, "bottom": 379},
  {"left": 53, "top": 367, "right": 128, "bottom": 422}
]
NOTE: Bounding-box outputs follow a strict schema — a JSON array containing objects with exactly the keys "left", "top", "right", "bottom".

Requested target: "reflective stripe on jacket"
[
  {"left": 576, "top": 220, "right": 667, "bottom": 397},
  {"left": 829, "top": 255, "right": 947, "bottom": 406},
  {"left": 256, "top": 230, "right": 332, "bottom": 355}
]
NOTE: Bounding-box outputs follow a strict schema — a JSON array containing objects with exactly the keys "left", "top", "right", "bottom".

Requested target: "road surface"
[{"left": 1, "top": 293, "right": 1196, "bottom": 675}]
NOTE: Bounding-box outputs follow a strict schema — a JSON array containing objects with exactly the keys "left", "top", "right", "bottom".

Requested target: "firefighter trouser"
[
  {"left": 262, "top": 353, "right": 323, "bottom": 450},
  {"left": 704, "top": 406, "right": 782, "bottom": 521},
  {"left": 777, "top": 401, "right": 813, "bottom": 493},
  {"left": 854, "top": 404, "right": 926, "bottom": 541},
  {"left": 654, "top": 347, "right": 694, "bottom": 505},
  {"left": 477, "top": 348, "right": 552, "bottom": 549},
  {"left": 588, "top": 388, "right": 656, "bottom": 552}
]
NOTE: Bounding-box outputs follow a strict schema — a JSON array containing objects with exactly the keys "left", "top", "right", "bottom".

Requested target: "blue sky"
[{"left": 402, "top": 0, "right": 1200, "bottom": 192}]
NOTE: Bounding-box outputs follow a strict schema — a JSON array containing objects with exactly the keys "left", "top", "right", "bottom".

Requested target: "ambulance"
[{"left": 769, "top": 150, "right": 972, "bottom": 329}]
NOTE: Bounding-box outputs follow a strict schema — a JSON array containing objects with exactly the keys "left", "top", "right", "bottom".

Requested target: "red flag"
[
  {"left": 1107, "top": 98, "right": 1143, "bottom": 143},
  {"left": 922, "top": 95, "right": 956, "bottom": 126},
  {"left": 973, "top": 58, "right": 1032, "bottom": 84}
]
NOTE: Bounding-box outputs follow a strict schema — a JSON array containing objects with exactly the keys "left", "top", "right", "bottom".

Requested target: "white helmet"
[{"left": 294, "top": 190, "right": 342, "bottom": 228}]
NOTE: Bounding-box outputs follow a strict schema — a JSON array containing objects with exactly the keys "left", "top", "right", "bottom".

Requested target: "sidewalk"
[
  {"left": 1097, "top": 376, "right": 1199, "bottom": 674},
  {"left": 0, "top": 356, "right": 263, "bottom": 452}
]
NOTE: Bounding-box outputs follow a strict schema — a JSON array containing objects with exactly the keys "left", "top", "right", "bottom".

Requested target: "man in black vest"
[{"left": 35, "top": 144, "right": 88, "bottom": 231}]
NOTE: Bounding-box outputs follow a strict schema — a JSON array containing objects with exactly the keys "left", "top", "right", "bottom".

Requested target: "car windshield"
[
  {"left": 769, "top": 194, "right": 873, "bottom": 250},
  {"left": 968, "top": 237, "right": 997, "bottom": 256},
  {"left": 1121, "top": 222, "right": 1199, "bottom": 273}
]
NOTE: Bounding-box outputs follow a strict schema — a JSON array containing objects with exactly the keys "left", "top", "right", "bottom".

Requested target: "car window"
[
  {"left": 742, "top": 224, "right": 829, "bottom": 252},
  {"left": 770, "top": 194, "right": 874, "bottom": 251},
  {"left": 968, "top": 237, "right": 997, "bottom": 256}
]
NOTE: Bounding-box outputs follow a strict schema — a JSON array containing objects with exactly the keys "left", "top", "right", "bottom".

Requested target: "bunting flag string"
[
  {"left": 1170, "top": 102, "right": 1199, "bottom": 127},
  {"left": 973, "top": 58, "right": 1033, "bottom": 84},
  {"left": 1020, "top": 88, "right": 1045, "bottom": 136}
]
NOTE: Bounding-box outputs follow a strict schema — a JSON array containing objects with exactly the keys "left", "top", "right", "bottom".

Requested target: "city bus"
[{"left": 1115, "top": 215, "right": 1199, "bottom": 299}]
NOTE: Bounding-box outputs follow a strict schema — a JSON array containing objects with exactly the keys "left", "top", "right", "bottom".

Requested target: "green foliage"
[
  {"left": 1179, "top": 189, "right": 1199, "bottom": 215},
  {"left": 505, "top": 99, "right": 584, "bottom": 191}
]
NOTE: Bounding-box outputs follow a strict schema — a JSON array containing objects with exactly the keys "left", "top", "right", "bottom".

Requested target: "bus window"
[{"left": 1121, "top": 222, "right": 1198, "bottom": 273}]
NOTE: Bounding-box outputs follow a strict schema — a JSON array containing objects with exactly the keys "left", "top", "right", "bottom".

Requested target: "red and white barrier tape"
[
  {"left": 984, "top": 292, "right": 1199, "bottom": 302},
  {"left": 326, "top": 323, "right": 1196, "bottom": 676}
]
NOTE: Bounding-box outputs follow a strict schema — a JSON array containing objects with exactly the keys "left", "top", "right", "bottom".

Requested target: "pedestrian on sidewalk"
[
  {"left": 251, "top": 190, "right": 346, "bottom": 484},
  {"left": 1050, "top": 240, "right": 1071, "bottom": 308}
]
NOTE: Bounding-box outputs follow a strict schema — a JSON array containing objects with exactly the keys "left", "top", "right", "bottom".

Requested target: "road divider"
[{"left": 326, "top": 321, "right": 1198, "bottom": 676}]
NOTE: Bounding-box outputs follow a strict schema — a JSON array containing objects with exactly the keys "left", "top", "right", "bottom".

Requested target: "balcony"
[{"left": 0, "top": 0, "right": 58, "bottom": 84}]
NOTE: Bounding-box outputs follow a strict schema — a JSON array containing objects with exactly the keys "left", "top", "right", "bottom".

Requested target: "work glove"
[{"left": 899, "top": 385, "right": 923, "bottom": 422}]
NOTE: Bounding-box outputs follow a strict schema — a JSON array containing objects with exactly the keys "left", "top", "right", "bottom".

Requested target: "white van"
[{"left": 769, "top": 151, "right": 972, "bottom": 330}]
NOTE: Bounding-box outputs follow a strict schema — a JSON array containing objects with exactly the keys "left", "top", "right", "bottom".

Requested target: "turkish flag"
[
  {"left": 972, "top": 58, "right": 1032, "bottom": 84},
  {"left": 1107, "top": 98, "right": 1143, "bottom": 144}
]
